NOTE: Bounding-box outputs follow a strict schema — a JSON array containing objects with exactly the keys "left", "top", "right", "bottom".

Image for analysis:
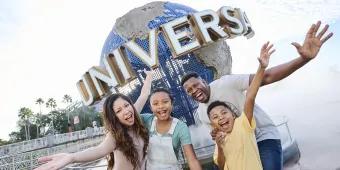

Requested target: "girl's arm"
[
  {"left": 134, "top": 69, "right": 154, "bottom": 113},
  {"left": 182, "top": 144, "right": 202, "bottom": 170},
  {"left": 244, "top": 42, "right": 274, "bottom": 123},
  {"left": 35, "top": 133, "right": 115, "bottom": 170}
]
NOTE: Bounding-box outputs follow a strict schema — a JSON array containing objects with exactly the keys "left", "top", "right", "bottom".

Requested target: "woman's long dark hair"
[{"left": 103, "top": 93, "right": 149, "bottom": 170}]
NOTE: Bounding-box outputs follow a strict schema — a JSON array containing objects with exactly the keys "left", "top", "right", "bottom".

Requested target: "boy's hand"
[
  {"left": 292, "top": 21, "right": 333, "bottom": 61},
  {"left": 216, "top": 131, "right": 227, "bottom": 147},
  {"left": 210, "top": 128, "right": 218, "bottom": 140},
  {"left": 258, "top": 41, "right": 275, "bottom": 68},
  {"left": 211, "top": 128, "right": 226, "bottom": 147}
]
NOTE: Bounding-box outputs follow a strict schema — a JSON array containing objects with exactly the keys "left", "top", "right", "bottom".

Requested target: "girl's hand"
[{"left": 143, "top": 68, "right": 154, "bottom": 80}]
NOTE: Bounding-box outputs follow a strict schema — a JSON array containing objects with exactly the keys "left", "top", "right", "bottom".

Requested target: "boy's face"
[{"left": 209, "top": 105, "right": 235, "bottom": 133}]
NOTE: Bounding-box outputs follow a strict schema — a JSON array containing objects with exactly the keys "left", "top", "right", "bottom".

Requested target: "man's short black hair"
[
  {"left": 180, "top": 72, "right": 200, "bottom": 86},
  {"left": 207, "top": 100, "right": 237, "bottom": 117}
]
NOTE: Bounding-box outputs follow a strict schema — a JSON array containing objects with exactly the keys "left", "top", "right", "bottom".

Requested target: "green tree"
[
  {"left": 62, "top": 94, "right": 72, "bottom": 104},
  {"left": 48, "top": 110, "right": 68, "bottom": 134},
  {"left": 46, "top": 98, "right": 57, "bottom": 133},
  {"left": 18, "top": 107, "right": 33, "bottom": 140},
  {"left": 35, "top": 98, "right": 44, "bottom": 114},
  {"left": 46, "top": 98, "right": 57, "bottom": 111},
  {"left": 35, "top": 98, "right": 44, "bottom": 138},
  {"left": 0, "top": 138, "right": 10, "bottom": 146},
  {"left": 32, "top": 113, "right": 42, "bottom": 138},
  {"left": 70, "top": 105, "right": 102, "bottom": 131},
  {"left": 62, "top": 94, "right": 73, "bottom": 123},
  {"left": 9, "top": 131, "right": 23, "bottom": 142},
  {"left": 37, "top": 114, "right": 51, "bottom": 135}
]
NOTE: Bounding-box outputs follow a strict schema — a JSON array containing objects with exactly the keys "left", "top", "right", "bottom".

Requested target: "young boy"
[{"left": 207, "top": 42, "right": 275, "bottom": 170}]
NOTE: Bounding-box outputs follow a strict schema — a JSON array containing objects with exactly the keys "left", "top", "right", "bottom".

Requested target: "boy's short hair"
[
  {"left": 207, "top": 101, "right": 238, "bottom": 117},
  {"left": 180, "top": 72, "right": 200, "bottom": 86}
]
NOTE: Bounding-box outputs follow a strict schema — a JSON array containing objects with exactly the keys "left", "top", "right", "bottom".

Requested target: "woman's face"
[
  {"left": 150, "top": 91, "right": 173, "bottom": 121},
  {"left": 113, "top": 97, "right": 135, "bottom": 126}
]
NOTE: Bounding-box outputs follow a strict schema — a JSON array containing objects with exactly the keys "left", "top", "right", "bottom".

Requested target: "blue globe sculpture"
[{"left": 99, "top": 2, "right": 219, "bottom": 125}]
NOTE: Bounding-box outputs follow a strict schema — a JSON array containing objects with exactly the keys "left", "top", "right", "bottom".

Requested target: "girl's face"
[
  {"left": 209, "top": 105, "right": 235, "bottom": 133},
  {"left": 113, "top": 97, "right": 135, "bottom": 126},
  {"left": 150, "top": 92, "right": 173, "bottom": 121}
]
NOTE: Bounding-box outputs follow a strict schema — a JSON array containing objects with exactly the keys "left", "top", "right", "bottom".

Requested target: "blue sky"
[{"left": 0, "top": 0, "right": 339, "bottom": 140}]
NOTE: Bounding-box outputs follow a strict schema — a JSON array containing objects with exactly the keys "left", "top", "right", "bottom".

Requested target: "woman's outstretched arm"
[{"left": 35, "top": 133, "right": 115, "bottom": 170}]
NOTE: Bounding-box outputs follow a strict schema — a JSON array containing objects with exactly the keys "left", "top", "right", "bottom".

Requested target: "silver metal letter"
[
  {"left": 191, "top": 9, "right": 228, "bottom": 44},
  {"left": 103, "top": 49, "right": 135, "bottom": 86},
  {"left": 76, "top": 73, "right": 100, "bottom": 106},
  {"left": 124, "top": 29, "right": 159, "bottom": 68},
  {"left": 218, "top": 6, "right": 244, "bottom": 38},
  {"left": 88, "top": 66, "right": 117, "bottom": 97},
  {"left": 236, "top": 9, "right": 255, "bottom": 39},
  {"left": 162, "top": 16, "right": 201, "bottom": 57}
]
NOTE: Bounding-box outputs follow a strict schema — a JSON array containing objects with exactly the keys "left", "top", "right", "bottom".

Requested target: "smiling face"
[
  {"left": 150, "top": 91, "right": 173, "bottom": 121},
  {"left": 183, "top": 77, "right": 210, "bottom": 103},
  {"left": 209, "top": 105, "right": 236, "bottom": 133},
  {"left": 112, "top": 97, "right": 135, "bottom": 126}
]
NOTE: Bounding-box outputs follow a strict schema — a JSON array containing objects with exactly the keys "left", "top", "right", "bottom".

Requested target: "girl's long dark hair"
[{"left": 103, "top": 93, "right": 149, "bottom": 170}]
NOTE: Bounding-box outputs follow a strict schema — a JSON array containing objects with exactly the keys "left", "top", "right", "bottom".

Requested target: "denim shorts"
[{"left": 257, "top": 139, "right": 283, "bottom": 170}]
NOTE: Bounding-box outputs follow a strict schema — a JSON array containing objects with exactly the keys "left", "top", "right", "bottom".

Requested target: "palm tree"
[
  {"left": 35, "top": 98, "right": 44, "bottom": 114},
  {"left": 62, "top": 94, "right": 72, "bottom": 104},
  {"left": 46, "top": 98, "right": 57, "bottom": 133},
  {"left": 33, "top": 113, "right": 42, "bottom": 138},
  {"left": 18, "top": 107, "right": 33, "bottom": 140},
  {"left": 35, "top": 98, "right": 44, "bottom": 137},
  {"left": 62, "top": 94, "right": 72, "bottom": 123},
  {"left": 46, "top": 98, "right": 57, "bottom": 112}
]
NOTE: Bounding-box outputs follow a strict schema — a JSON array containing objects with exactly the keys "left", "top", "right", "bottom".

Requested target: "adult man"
[{"left": 181, "top": 21, "right": 332, "bottom": 170}]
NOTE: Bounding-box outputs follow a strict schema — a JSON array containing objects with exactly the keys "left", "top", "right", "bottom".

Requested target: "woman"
[
  {"left": 35, "top": 71, "right": 153, "bottom": 170},
  {"left": 140, "top": 88, "right": 202, "bottom": 170}
]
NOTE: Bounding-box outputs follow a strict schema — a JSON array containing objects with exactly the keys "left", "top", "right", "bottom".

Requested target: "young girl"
[
  {"left": 141, "top": 88, "right": 202, "bottom": 170},
  {"left": 207, "top": 42, "right": 275, "bottom": 170}
]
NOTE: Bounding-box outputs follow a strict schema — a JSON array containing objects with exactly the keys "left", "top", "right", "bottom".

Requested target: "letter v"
[{"left": 124, "top": 29, "right": 159, "bottom": 68}]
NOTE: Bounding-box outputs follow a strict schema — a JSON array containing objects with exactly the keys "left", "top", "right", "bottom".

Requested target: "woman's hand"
[{"left": 35, "top": 153, "right": 73, "bottom": 170}]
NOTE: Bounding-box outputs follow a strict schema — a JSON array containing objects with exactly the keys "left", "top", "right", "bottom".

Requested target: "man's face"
[{"left": 183, "top": 77, "right": 210, "bottom": 103}]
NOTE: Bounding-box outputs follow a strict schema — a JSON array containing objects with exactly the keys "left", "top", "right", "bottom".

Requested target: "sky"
[{"left": 0, "top": 0, "right": 339, "bottom": 143}]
